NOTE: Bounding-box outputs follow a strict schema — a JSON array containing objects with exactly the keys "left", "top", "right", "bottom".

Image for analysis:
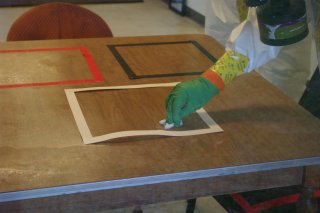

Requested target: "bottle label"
[{"left": 259, "top": 14, "right": 308, "bottom": 40}]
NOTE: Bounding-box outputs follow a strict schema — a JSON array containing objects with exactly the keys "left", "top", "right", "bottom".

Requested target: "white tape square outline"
[{"left": 65, "top": 82, "right": 223, "bottom": 144}]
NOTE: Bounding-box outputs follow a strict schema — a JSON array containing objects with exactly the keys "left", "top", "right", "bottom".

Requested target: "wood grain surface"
[
  {"left": 0, "top": 35, "right": 319, "bottom": 211},
  {"left": 110, "top": 41, "right": 215, "bottom": 78},
  {"left": 0, "top": 48, "right": 93, "bottom": 84},
  {"left": 75, "top": 87, "right": 209, "bottom": 136}
]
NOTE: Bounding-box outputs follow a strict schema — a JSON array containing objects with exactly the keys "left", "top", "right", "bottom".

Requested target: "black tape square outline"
[{"left": 107, "top": 40, "right": 217, "bottom": 79}]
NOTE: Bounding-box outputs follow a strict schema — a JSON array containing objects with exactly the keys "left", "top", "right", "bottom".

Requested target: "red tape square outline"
[{"left": 0, "top": 47, "right": 103, "bottom": 88}]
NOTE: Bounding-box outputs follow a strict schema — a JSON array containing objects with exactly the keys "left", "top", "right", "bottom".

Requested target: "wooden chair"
[{"left": 7, "top": 2, "right": 113, "bottom": 41}]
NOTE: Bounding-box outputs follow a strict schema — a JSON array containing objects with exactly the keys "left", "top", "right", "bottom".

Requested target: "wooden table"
[{"left": 0, "top": 35, "right": 320, "bottom": 212}]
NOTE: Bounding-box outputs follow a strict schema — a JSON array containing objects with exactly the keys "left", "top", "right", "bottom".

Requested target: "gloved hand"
[
  {"left": 162, "top": 50, "right": 249, "bottom": 129},
  {"left": 165, "top": 76, "right": 219, "bottom": 128}
]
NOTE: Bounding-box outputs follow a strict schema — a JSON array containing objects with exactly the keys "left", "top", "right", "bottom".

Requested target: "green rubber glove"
[{"left": 165, "top": 76, "right": 219, "bottom": 127}]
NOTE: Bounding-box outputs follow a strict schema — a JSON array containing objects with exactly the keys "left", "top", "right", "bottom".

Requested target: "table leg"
[
  {"left": 133, "top": 206, "right": 143, "bottom": 213},
  {"left": 296, "top": 165, "right": 320, "bottom": 213},
  {"left": 186, "top": 198, "right": 196, "bottom": 213}
]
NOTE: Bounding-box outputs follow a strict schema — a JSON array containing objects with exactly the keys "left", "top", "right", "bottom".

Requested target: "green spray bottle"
[{"left": 247, "top": 0, "right": 309, "bottom": 46}]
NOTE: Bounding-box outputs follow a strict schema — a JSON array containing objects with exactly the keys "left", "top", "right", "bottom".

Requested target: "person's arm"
[
  {"left": 163, "top": 8, "right": 281, "bottom": 129},
  {"left": 164, "top": 51, "right": 249, "bottom": 128}
]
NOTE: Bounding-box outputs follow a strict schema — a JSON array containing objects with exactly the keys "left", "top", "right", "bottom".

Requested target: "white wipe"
[{"left": 159, "top": 119, "right": 182, "bottom": 130}]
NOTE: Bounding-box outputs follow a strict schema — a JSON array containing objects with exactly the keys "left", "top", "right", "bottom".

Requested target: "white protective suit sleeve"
[
  {"left": 205, "top": 0, "right": 240, "bottom": 45},
  {"left": 225, "top": 8, "right": 282, "bottom": 73}
]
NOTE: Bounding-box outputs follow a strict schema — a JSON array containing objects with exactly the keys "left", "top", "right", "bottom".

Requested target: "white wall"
[{"left": 186, "top": 0, "right": 207, "bottom": 15}]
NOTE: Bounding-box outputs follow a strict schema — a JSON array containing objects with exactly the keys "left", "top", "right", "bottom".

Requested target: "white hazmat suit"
[{"left": 205, "top": 0, "right": 319, "bottom": 102}]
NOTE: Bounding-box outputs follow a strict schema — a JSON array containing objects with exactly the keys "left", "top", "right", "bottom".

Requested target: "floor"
[
  {"left": 0, "top": 0, "right": 226, "bottom": 212},
  {"left": 99, "top": 197, "right": 227, "bottom": 213}
]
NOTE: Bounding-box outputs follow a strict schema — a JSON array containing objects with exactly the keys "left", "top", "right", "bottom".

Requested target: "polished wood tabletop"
[{"left": 0, "top": 35, "right": 320, "bottom": 212}]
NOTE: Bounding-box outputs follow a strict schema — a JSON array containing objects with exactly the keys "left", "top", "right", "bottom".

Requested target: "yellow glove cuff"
[{"left": 209, "top": 50, "right": 249, "bottom": 85}]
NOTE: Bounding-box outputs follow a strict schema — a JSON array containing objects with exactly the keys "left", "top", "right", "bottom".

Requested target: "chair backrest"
[{"left": 7, "top": 2, "right": 113, "bottom": 41}]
